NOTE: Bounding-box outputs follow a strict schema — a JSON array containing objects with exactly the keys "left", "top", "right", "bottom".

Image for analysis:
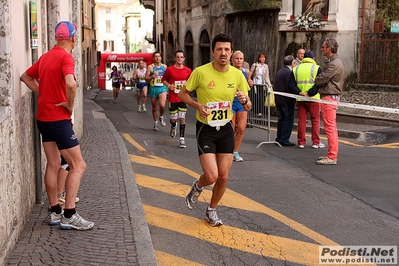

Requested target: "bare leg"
[
  {"left": 198, "top": 153, "right": 234, "bottom": 208},
  {"left": 42, "top": 142, "right": 62, "bottom": 207},
  {"left": 60, "top": 145, "right": 87, "bottom": 209}
]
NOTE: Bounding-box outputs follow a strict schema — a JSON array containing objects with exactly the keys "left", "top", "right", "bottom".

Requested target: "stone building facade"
[
  {"left": 149, "top": 0, "right": 382, "bottom": 84},
  {"left": 0, "top": 0, "right": 97, "bottom": 263}
]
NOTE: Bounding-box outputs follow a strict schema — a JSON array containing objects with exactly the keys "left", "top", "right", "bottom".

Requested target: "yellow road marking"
[
  {"left": 123, "top": 133, "right": 376, "bottom": 265},
  {"left": 146, "top": 204, "right": 320, "bottom": 265},
  {"left": 136, "top": 173, "right": 337, "bottom": 246},
  {"left": 156, "top": 250, "right": 205, "bottom": 266}
]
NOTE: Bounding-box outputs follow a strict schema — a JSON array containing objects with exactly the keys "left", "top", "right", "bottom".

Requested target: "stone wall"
[
  {"left": 226, "top": 8, "right": 281, "bottom": 81},
  {"left": 0, "top": 0, "right": 85, "bottom": 264}
]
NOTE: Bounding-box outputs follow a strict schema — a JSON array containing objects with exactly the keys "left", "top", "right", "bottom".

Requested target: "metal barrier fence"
[{"left": 247, "top": 84, "right": 280, "bottom": 147}]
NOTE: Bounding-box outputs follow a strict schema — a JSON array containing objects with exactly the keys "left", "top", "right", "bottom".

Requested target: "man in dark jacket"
[{"left": 273, "top": 55, "right": 296, "bottom": 146}]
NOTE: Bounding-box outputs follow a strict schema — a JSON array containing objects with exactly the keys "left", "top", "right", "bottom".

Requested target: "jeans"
[
  {"left": 297, "top": 101, "right": 321, "bottom": 145},
  {"left": 321, "top": 96, "right": 339, "bottom": 160},
  {"left": 275, "top": 103, "right": 295, "bottom": 143}
]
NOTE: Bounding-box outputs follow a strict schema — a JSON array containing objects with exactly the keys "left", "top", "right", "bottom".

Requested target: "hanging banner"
[{"left": 30, "top": 0, "right": 38, "bottom": 48}]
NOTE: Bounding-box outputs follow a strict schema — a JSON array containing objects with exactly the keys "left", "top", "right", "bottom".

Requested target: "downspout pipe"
[{"left": 33, "top": 93, "right": 43, "bottom": 204}]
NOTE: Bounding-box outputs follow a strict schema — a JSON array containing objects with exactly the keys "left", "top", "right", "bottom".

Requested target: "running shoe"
[
  {"left": 47, "top": 211, "right": 63, "bottom": 226},
  {"left": 185, "top": 180, "right": 202, "bottom": 210},
  {"left": 138, "top": 105, "right": 142, "bottom": 113},
  {"left": 153, "top": 122, "right": 159, "bottom": 131},
  {"left": 298, "top": 144, "right": 305, "bottom": 149},
  {"left": 205, "top": 209, "right": 223, "bottom": 227},
  {"left": 233, "top": 152, "right": 243, "bottom": 162},
  {"left": 159, "top": 116, "right": 166, "bottom": 127},
  {"left": 170, "top": 127, "right": 177, "bottom": 138},
  {"left": 59, "top": 213, "right": 94, "bottom": 230},
  {"left": 142, "top": 104, "right": 147, "bottom": 112},
  {"left": 179, "top": 138, "right": 186, "bottom": 148},
  {"left": 312, "top": 142, "right": 325, "bottom": 149}
]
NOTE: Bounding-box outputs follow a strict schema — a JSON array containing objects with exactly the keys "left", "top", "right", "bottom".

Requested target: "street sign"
[{"left": 391, "top": 21, "right": 399, "bottom": 33}]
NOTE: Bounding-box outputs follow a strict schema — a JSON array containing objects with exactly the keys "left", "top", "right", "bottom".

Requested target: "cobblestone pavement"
[{"left": 6, "top": 94, "right": 156, "bottom": 266}]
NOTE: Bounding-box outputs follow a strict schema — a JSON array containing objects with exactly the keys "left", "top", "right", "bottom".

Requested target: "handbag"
[{"left": 264, "top": 85, "right": 275, "bottom": 107}]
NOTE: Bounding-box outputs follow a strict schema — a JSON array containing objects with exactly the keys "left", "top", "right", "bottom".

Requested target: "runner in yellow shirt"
[{"left": 179, "top": 33, "right": 252, "bottom": 226}]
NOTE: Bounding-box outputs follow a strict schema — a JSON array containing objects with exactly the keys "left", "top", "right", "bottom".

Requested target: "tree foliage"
[{"left": 376, "top": 0, "right": 399, "bottom": 32}]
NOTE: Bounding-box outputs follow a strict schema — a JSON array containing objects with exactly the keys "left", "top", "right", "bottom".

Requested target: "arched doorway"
[
  {"left": 199, "top": 29, "right": 210, "bottom": 66},
  {"left": 184, "top": 31, "right": 194, "bottom": 70}
]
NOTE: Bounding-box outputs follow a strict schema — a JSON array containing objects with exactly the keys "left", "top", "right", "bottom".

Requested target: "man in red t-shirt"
[
  {"left": 162, "top": 50, "right": 192, "bottom": 148},
  {"left": 20, "top": 20, "right": 94, "bottom": 230}
]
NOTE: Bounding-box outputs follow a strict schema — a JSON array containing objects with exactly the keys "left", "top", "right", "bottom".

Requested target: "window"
[
  {"left": 138, "top": 19, "right": 141, "bottom": 28},
  {"left": 103, "top": 40, "right": 114, "bottom": 52},
  {"left": 106, "top": 8, "right": 111, "bottom": 14},
  {"left": 106, "top": 20, "right": 111, "bottom": 32}
]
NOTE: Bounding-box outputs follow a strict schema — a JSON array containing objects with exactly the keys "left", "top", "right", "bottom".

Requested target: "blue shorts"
[
  {"left": 232, "top": 97, "right": 245, "bottom": 114},
  {"left": 196, "top": 121, "right": 234, "bottom": 155},
  {"left": 148, "top": 85, "right": 167, "bottom": 98},
  {"left": 37, "top": 120, "right": 79, "bottom": 150},
  {"left": 136, "top": 81, "right": 148, "bottom": 92}
]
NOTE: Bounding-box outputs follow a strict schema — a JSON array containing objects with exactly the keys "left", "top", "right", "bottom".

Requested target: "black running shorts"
[
  {"left": 196, "top": 121, "right": 234, "bottom": 155},
  {"left": 37, "top": 120, "right": 79, "bottom": 150}
]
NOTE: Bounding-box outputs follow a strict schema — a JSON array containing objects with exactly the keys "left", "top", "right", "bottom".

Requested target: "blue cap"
[
  {"left": 55, "top": 21, "right": 77, "bottom": 40},
  {"left": 304, "top": 50, "right": 315, "bottom": 59}
]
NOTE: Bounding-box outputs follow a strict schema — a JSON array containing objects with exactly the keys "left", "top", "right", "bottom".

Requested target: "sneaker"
[
  {"left": 233, "top": 152, "right": 244, "bottom": 162},
  {"left": 170, "top": 127, "right": 177, "bottom": 138},
  {"left": 185, "top": 180, "right": 202, "bottom": 210},
  {"left": 316, "top": 157, "right": 337, "bottom": 165},
  {"left": 298, "top": 144, "right": 305, "bottom": 149},
  {"left": 179, "top": 138, "right": 186, "bottom": 148},
  {"left": 58, "top": 193, "right": 80, "bottom": 205},
  {"left": 159, "top": 116, "right": 166, "bottom": 127},
  {"left": 318, "top": 155, "right": 328, "bottom": 160},
  {"left": 153, "top": 122, "right": 159, "bottom": 131},
  {"left": 142, "top": 105, "right": 147, "bottom": 112},
  {"left": 312, "top": 142, "right": 325, "bottom": 149},
  {"left": 48, "top": 211, "right": 63, "bottom": 226},
  {"left": 138, "top": 105, "right": 142, "bottom": 113},
  {"left": 59, "top": 213, "right": 94, "bottom": 230},
  {"left": 205, "top": 209, "right": 223, "bottom": 227},
  {"left": 114, "top": 99, "right": 117, "bottom": 103}
]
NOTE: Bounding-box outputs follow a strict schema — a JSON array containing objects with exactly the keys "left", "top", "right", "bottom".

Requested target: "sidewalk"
[{"left": 6, "top": 91, "right": 157, "bottom": 265}]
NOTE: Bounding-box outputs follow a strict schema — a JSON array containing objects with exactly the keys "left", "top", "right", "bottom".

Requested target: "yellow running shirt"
[{"left": 185, "top": 63, "right": 250, "bottom": 125}]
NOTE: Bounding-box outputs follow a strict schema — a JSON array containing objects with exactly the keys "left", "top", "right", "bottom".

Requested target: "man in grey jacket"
[{"left": 315, "top": 37, "right": 344, "bottom": 165}]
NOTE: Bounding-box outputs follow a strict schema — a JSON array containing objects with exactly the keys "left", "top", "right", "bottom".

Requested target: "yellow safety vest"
[{"left": 293, "top": 59, "right": 320, "bottom": 101}]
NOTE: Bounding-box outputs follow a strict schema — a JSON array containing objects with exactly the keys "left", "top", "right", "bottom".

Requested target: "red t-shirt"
[
  {"left": 161, "top": 65, "right": 192, "bottom": 103},
  {"left": 26, "top": 46, "right": 75, "bottom": 121}
]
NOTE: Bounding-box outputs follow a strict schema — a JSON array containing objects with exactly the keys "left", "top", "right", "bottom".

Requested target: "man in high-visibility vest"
[{"left": 289, "top": 50, "right": 325, "bottom": 149}]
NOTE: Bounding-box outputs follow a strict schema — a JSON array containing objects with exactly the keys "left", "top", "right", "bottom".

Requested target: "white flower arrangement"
[{"left": 288, "top": 12, "right": 326, "bottom": 31}]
